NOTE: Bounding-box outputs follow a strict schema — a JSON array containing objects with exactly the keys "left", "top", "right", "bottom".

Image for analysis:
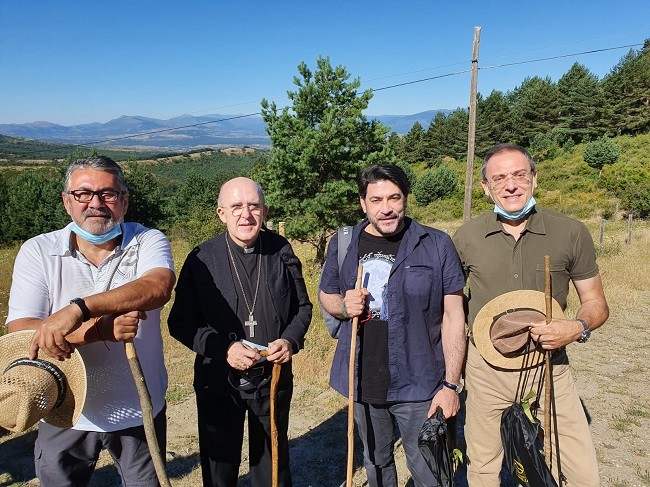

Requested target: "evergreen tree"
[
  {"left": 167, "top": 172, "right": 217, "bottom": 222},
  {"left": 259, "top": 57, "right": 392, "bottom": 263},
  {"left": 1, "top": 170, "right": 68, "bottom": 242},
  {"left": 124, "top": 162, "right": 165, "bottom": 228},
  {"left": 440, "top": 108, "right": 469, "bottom": 160},
  {"left": 401, "top": 121, "right": 427, "bottom": 164},
  {"left": 510, "top": 76, "right": 561, "bottom": 147},
  {"left": 425, "top": 111, "right": 448, "bottom": 161},
  {"left": 602, "top": 41, "right": 650, "bottom": 135},
  {"left": 476, "top": 90, "right": 514, "bottom": 155},
  {"left": 413, "top": 163, "right": 458, "bottom": 205},
  {"left": 557, "top": 63, "right": 608, "bottom": 143}
]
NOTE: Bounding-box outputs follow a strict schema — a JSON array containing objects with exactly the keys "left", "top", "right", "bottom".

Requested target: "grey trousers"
[{"left": 354, "top": 400, "right": 439, "bottom": 487}]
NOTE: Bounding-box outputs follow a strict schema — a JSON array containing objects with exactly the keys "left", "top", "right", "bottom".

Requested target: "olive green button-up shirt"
[{"left": 453, "top": 207, "right": 599, "bottom": 331}]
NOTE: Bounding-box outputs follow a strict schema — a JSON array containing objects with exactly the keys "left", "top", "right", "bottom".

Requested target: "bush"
[
  {"left": 583, "top": 137, "right": 622, "bottom": 170},
  {"left": 413, "top": 164, "right": 458, "bottom": 205},
  {"left": 600, "top": 160, "right": 650, "bottom": 218},
  {"left": 395, "top": 161, "right": 417, "bottom": 189},
  {"left": 529, "top": 132, "right": 560, "bottom": 162}
]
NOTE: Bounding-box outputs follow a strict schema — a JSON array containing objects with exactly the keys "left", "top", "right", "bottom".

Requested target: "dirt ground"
[{"left": 1, "top": 291, "right": 648, "bottom": 487}]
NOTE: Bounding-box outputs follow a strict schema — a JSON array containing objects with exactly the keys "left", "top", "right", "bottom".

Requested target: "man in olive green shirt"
[{"left": 453, "top": 143, "right": 609, "bottom": 487}]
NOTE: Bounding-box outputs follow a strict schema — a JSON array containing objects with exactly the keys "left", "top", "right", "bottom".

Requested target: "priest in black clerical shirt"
[{"left": 168, "top": 177, "right": 312, "bottom": 487}]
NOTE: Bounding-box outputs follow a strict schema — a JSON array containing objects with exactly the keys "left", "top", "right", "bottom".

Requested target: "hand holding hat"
[
  {"left": 0, "top": 330, "right": 87, "bottom": 432},
  {"left": 473, "top": 290, "right": 564, "bottom": 370}
]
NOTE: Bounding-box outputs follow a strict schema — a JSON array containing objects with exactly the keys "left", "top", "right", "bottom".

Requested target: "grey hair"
[
  {"left": 64, "top": 156, "right": 128, "bottom": 192},
  {"left": 481, "top": 143, "right": 536, "bottom": 180}
]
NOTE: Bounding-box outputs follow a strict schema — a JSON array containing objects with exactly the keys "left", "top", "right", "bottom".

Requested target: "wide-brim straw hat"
[
  {"left": 0, "top": 330, "right": 87, "bottom": 432},
  {"left": 473, "top": 290, "right": 564, "bottom": 370}
]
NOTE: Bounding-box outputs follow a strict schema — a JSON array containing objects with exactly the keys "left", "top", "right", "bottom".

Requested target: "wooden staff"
[
  {"left": 543, "top": 255, "right": 552, "bottom": 467},
  {"left": 347, "top": 265, "right": 364, "bottom": 486},
  {"left": 125, "top": 340, "right": 172, "bottom": 487},
  {"left": 258, "top": 348, "right": 281, "bottom": 487},
  {"left": 270, "top": 361, "right": 281, "bottom": 487}
]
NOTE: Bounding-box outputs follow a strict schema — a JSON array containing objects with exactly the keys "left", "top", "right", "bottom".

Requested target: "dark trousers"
[
  {"left": 195, "top": 384, "right": 293, "bottom": 487},
  {"left": 35, "top": 406, "right": 166, "bottom": 487}
]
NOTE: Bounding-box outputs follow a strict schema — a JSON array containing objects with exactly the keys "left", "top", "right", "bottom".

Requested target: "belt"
[{"left": 240, "top": 361, "right": 272, "bottom": 380}]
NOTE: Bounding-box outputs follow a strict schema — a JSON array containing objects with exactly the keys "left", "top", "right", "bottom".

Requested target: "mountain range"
[{"left": 0, "top": 110, "right": 451, "bottom": 151}]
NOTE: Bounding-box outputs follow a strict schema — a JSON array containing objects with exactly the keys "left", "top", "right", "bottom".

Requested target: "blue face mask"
[
  {"left": 493, "top": 196, "right": 537, "bottom": 221},
  {"left": 70, "top": 222, "right": 122, "bottom": 245}
]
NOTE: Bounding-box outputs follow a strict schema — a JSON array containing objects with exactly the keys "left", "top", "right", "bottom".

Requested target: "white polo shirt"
[{"left": 6, "top": 222, "right": 175, "bottom": 432}]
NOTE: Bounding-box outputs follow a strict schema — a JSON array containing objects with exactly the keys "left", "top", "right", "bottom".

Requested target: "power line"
[
  {"left": 85, "top": 42, "right": 644, "bottom": 146},
  {"left": 83, "top": 112, "right": 262, "bottom": 146},
  {"left": 480, "top": 43, "right": 642, "bottom": 71}
]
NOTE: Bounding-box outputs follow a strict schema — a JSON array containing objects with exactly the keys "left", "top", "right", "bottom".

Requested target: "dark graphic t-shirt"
[{"left": 357, "top": 227, "right": 405, "bottom": 404}]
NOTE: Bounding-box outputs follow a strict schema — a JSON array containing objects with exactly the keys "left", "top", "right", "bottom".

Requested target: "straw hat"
[
  {"left": 473, "top": 290, "right": 564, "bottom": 370},
  {"left": 0, "top": 330, "right": 87, "bottom": 432}
]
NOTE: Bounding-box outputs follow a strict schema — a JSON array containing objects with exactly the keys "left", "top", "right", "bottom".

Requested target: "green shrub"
[
  {"left": 600, "top": 160, "right": 650, "bottom": 218},
  {"left": 413, "top": 164, "right": 458, "bottom": 205},
  {"left": 583, "top": 137, "right": 622, "bottom": 169},
  {"left": 396, "top": 161, "right": 417, "bottom": 189}
]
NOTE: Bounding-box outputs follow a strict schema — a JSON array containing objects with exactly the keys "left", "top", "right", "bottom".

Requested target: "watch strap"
[
  {"left": 70, "top": 297, "right": 91, "bottom": 322},
  {"left": 577, "top": 318, "right": 591, "bottom": 343},
  {"left": 442, "top": 380, "right": 463, "bottom": 394}
]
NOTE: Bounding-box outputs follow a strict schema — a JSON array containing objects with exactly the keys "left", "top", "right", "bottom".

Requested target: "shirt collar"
[
  {"left": 483, "top": 207, "right": 546, "bottom": 237},
  {"left": 51, "top": 222, "right": 133, "bottom": 256}
]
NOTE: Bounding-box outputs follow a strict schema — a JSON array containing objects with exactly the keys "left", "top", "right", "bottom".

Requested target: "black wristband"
[{"left": 70, "top": 297, "right": 91, "bottom": 322}]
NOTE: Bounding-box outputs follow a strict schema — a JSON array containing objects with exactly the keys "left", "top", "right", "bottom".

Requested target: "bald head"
[{"left": 217, "top": 177, "right": 268, "bottom": 248}]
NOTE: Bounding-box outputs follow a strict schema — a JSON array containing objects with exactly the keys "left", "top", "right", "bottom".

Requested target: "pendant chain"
[{"left": 225, "top": 235, "right": 262, "bottom": 319}]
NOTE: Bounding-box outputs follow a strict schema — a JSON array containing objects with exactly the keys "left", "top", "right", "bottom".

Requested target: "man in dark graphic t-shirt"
[{"left": 319, "top": 164, "right": 466, "bottom": 487}]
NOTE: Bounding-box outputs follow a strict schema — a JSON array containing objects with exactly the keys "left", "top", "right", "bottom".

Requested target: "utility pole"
[{"left": 463, "top": 26, "right": 481, "bottom": 222}]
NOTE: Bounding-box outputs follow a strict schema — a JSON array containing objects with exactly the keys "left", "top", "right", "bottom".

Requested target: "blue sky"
[{"left": 1, "top": 1, "right": 648, "bottom": 125}]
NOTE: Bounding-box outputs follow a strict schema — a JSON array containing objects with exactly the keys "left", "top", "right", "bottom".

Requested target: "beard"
[{"left": 79, "top": 209, "right": 120, "bottom": 234}]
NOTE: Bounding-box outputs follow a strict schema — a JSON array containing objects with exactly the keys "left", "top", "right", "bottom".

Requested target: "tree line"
[
  {"left": 0, "top": 151, "right": 264, "bottom": 246},
  {"left": 390, "top": 40, "right": 650, "bottom": 166}
]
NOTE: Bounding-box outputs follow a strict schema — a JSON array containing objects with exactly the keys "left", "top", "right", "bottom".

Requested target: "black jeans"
[{"left": 195, "top": 383, "right": 293, "bottom": 487}]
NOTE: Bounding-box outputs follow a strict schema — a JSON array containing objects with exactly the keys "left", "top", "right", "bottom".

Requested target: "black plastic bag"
[
  {"left": 500, "top": 402, "right": 558, "bottom": 487},
  {"left": 418, "top": 407, "right": 455, "bottom": 487}
]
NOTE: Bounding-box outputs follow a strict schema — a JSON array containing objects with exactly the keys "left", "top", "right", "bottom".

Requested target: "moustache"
[{"left": 83, "top": 209, "right": 112, "bottom": 218}]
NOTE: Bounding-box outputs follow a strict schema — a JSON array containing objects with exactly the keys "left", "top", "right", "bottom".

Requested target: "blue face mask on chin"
[
  {"left": 493, "top": 196, "right": 537, "bottom": 221},
  {"left": 70, "top": 222, "right": 122, "bottom": 245}
]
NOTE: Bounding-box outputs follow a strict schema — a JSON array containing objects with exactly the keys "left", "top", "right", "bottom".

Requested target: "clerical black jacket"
[{"left": 168, "top": 230, "right": 312, "bottom": 392}]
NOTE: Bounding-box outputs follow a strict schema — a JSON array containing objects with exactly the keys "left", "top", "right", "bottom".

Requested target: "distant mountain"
[
  {"left": 0, "top": 110, "right": 451, "bottom": 150},
  {"left": 369, "top": 110, "right": 453, "bottom": 134}
]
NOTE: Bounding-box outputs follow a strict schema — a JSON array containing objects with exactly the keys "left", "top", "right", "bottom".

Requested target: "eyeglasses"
[
  {"left": 486, "top": 170, "right": 534, "bottom": 190},
  {"left": 67, "top": 189, "right": 125, "bottom": 203},
  {"left": 224, "top": 203, "right": 264, "bottom": 217}
]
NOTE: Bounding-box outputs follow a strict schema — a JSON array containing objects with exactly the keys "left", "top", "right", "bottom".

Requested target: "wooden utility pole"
[{"left": 463, "top": 26, "right": 481, "bottom": 222}]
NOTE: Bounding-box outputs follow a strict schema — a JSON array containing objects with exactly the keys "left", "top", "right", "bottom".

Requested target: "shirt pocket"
[
  {"left": 404, "top": 264, "right": 435, "bottom": 310},
  {"left": 534, "top": 263, "right": 569, "bottom": 300}
]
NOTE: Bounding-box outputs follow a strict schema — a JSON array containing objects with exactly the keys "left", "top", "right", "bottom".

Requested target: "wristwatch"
[
  {"left": 576, "top": 319, "right": 591, "bottom": 343},
  {"left": 70, "top": 297, "right": 91, "bottom": 322},
  {"left": 442, "top": 380, "right": 464, "bottom": 394}
]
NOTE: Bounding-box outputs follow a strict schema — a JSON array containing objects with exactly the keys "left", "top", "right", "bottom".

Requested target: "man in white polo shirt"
[{"left": 6, "top": 155, "right": 175, "bottom": 486}]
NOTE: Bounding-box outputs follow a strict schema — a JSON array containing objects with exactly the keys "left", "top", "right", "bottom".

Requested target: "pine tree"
[
  {"left": 602, "top": 41, "right": 650, "bottom": 135},
  {"left": 510, "top": 76, "right": 561, "bottom": 147},
  {"left": 259, "top": 57, "right": 392, "bottom": 264},
  {"left": 557, "top": 63, "right": 608, "bottom": 143}
]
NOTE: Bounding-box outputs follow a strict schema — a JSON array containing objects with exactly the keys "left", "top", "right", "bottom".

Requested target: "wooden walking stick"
[
  {"left": 125, "top": 340, "right": 172, "bottom": 487},
  {"left": 543, "top": 255, "right": 553, "bottom": 467},
  {"left": 258, "top": 348, "right": 281, "bottom": 487},
  {"left": 270, "top": 361, "right": 281, "bottom": 487},
  {"left": 346, "top": 265, "right": 364, "bottom": 487}
]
